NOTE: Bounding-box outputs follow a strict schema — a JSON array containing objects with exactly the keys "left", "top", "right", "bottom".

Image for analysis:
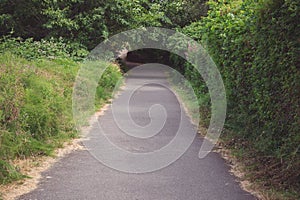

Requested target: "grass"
[
  {"left": 0, "top": 53, "right": 79, "bottom": 185},
  {"left": 0, "top": 52, "right": 122, "bottom": 189}
]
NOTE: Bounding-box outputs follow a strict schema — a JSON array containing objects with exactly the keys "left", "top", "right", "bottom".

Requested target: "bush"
[
  {"left": 177, "top": 0, "right": 300, "bottom": 196},
  {"left": 0, "top": 36, "right": 88, "bottom": 61}
]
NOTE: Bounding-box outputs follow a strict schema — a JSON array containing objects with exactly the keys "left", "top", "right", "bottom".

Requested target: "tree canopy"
[{"left": 0, "top": 0, "right": 208, "bottom": 49}]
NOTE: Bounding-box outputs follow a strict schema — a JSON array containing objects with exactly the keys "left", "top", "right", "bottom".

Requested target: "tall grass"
[{"left": 0, "top": 39, "right": 122, "bottom": 185}]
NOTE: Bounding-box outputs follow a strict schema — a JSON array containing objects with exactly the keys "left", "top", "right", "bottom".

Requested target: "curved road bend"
[{"left": 18, "top": 64, "right": 255, "bottom": 200}]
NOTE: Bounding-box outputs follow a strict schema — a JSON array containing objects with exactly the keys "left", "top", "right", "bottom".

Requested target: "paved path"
[{"left": 18, "top": 65, "right": 255, "bottom": 200}]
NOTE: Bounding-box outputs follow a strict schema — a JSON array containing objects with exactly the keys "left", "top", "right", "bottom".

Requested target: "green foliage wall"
[{"left": 179, "top": 0, "right": 300, "bottom": 192}]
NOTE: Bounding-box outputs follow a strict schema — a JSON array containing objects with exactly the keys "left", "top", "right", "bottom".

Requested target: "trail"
[{"left": 18, "top": 64, "right": 255, "bottom": 200}]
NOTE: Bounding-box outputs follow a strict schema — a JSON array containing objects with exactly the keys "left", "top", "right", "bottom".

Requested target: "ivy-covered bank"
[{"left": 175, "top": 0, "right": 299, "bottom": 197}]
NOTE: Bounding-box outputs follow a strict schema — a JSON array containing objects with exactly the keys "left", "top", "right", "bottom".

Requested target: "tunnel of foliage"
[{"left": 0, "top": 0, "right": 299, "bottom": 198}]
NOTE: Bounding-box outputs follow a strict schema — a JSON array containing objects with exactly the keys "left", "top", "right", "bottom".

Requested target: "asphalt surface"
[{"left": 18, "top": 64, "right": 255, "bottom": 200}]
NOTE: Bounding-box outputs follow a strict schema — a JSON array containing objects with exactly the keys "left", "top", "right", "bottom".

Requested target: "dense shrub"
[
  {"left": 0, "top": 36, "right": 88, "bottom": 61},
  {"left": 177, "top": 0, "right": 300, "bottom": 195}
]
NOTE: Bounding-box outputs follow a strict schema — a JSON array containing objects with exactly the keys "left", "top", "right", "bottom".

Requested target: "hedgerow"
[{"left": 177, "top": 0, "right": 299, "bottom": 196}]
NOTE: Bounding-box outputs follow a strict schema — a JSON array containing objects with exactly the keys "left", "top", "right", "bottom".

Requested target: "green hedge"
[{"left": 178, "top": 0, "right": 299, "bottom": 195}]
